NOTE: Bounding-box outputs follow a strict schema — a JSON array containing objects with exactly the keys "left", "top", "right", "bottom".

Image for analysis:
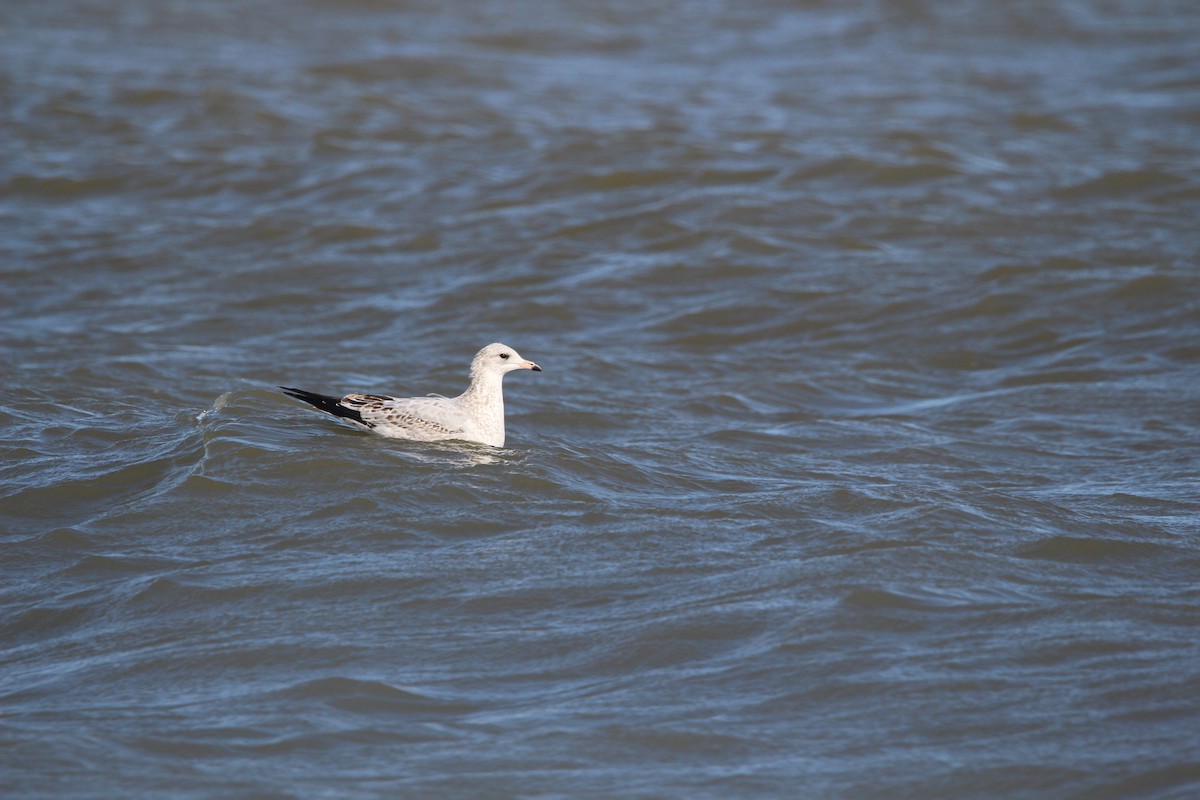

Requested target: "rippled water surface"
[{"left": 4, "top": 1, "right": 1200, "bottom": 797}]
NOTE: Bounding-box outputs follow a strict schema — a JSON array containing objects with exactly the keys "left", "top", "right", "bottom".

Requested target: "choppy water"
[{"left": 4, "top": 1, "right": 1200, "bottom": 797}]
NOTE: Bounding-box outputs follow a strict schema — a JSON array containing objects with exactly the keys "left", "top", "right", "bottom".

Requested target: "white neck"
[{"left": 458, "top": 369, "right": 506, "bottom": 446}]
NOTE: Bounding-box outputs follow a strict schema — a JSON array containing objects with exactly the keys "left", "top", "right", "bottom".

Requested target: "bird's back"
[{"left": 340, "top": 393, "right": 479, "bottom": 442}]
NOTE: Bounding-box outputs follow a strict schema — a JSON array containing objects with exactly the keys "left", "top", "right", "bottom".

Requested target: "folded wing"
[{"left": 340, "top": 393, "right": 469, "bottom": 440}]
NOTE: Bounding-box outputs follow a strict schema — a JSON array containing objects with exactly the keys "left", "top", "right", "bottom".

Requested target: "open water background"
[{"left": 3, "top": 1, "right": 1200, "bottom": 797}]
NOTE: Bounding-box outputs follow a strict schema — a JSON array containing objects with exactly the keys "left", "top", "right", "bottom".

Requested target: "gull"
[{"left": 280, "top": 343, "right": 541, "bottom": 447}]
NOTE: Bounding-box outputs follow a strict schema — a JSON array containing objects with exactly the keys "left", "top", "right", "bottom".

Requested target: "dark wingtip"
[{"left": 279, "top": 386, "right": 367, "bottom": 426}]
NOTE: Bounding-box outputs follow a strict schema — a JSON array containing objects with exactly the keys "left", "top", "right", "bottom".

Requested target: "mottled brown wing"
[{"left": 340, "top": 393, "right": 468, "bottom": 439}]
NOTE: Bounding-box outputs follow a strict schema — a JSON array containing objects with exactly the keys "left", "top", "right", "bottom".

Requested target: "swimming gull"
[{"left": 280, "top": 342, "right": 541, "bottom": 447}]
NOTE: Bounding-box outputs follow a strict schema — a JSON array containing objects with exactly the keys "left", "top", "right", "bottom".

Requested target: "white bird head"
[{"left": 472, "top": 342, "right": 541, "bottom": 377}]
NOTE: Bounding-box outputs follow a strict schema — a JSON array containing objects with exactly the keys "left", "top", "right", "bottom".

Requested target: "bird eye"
[{"left": 499, "top": 353, "right": 510, "bottom": 359}]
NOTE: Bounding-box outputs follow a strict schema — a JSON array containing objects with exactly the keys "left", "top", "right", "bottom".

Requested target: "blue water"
[{"left": 3, "top": 1, "right": 1200, "bottom": 797}]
